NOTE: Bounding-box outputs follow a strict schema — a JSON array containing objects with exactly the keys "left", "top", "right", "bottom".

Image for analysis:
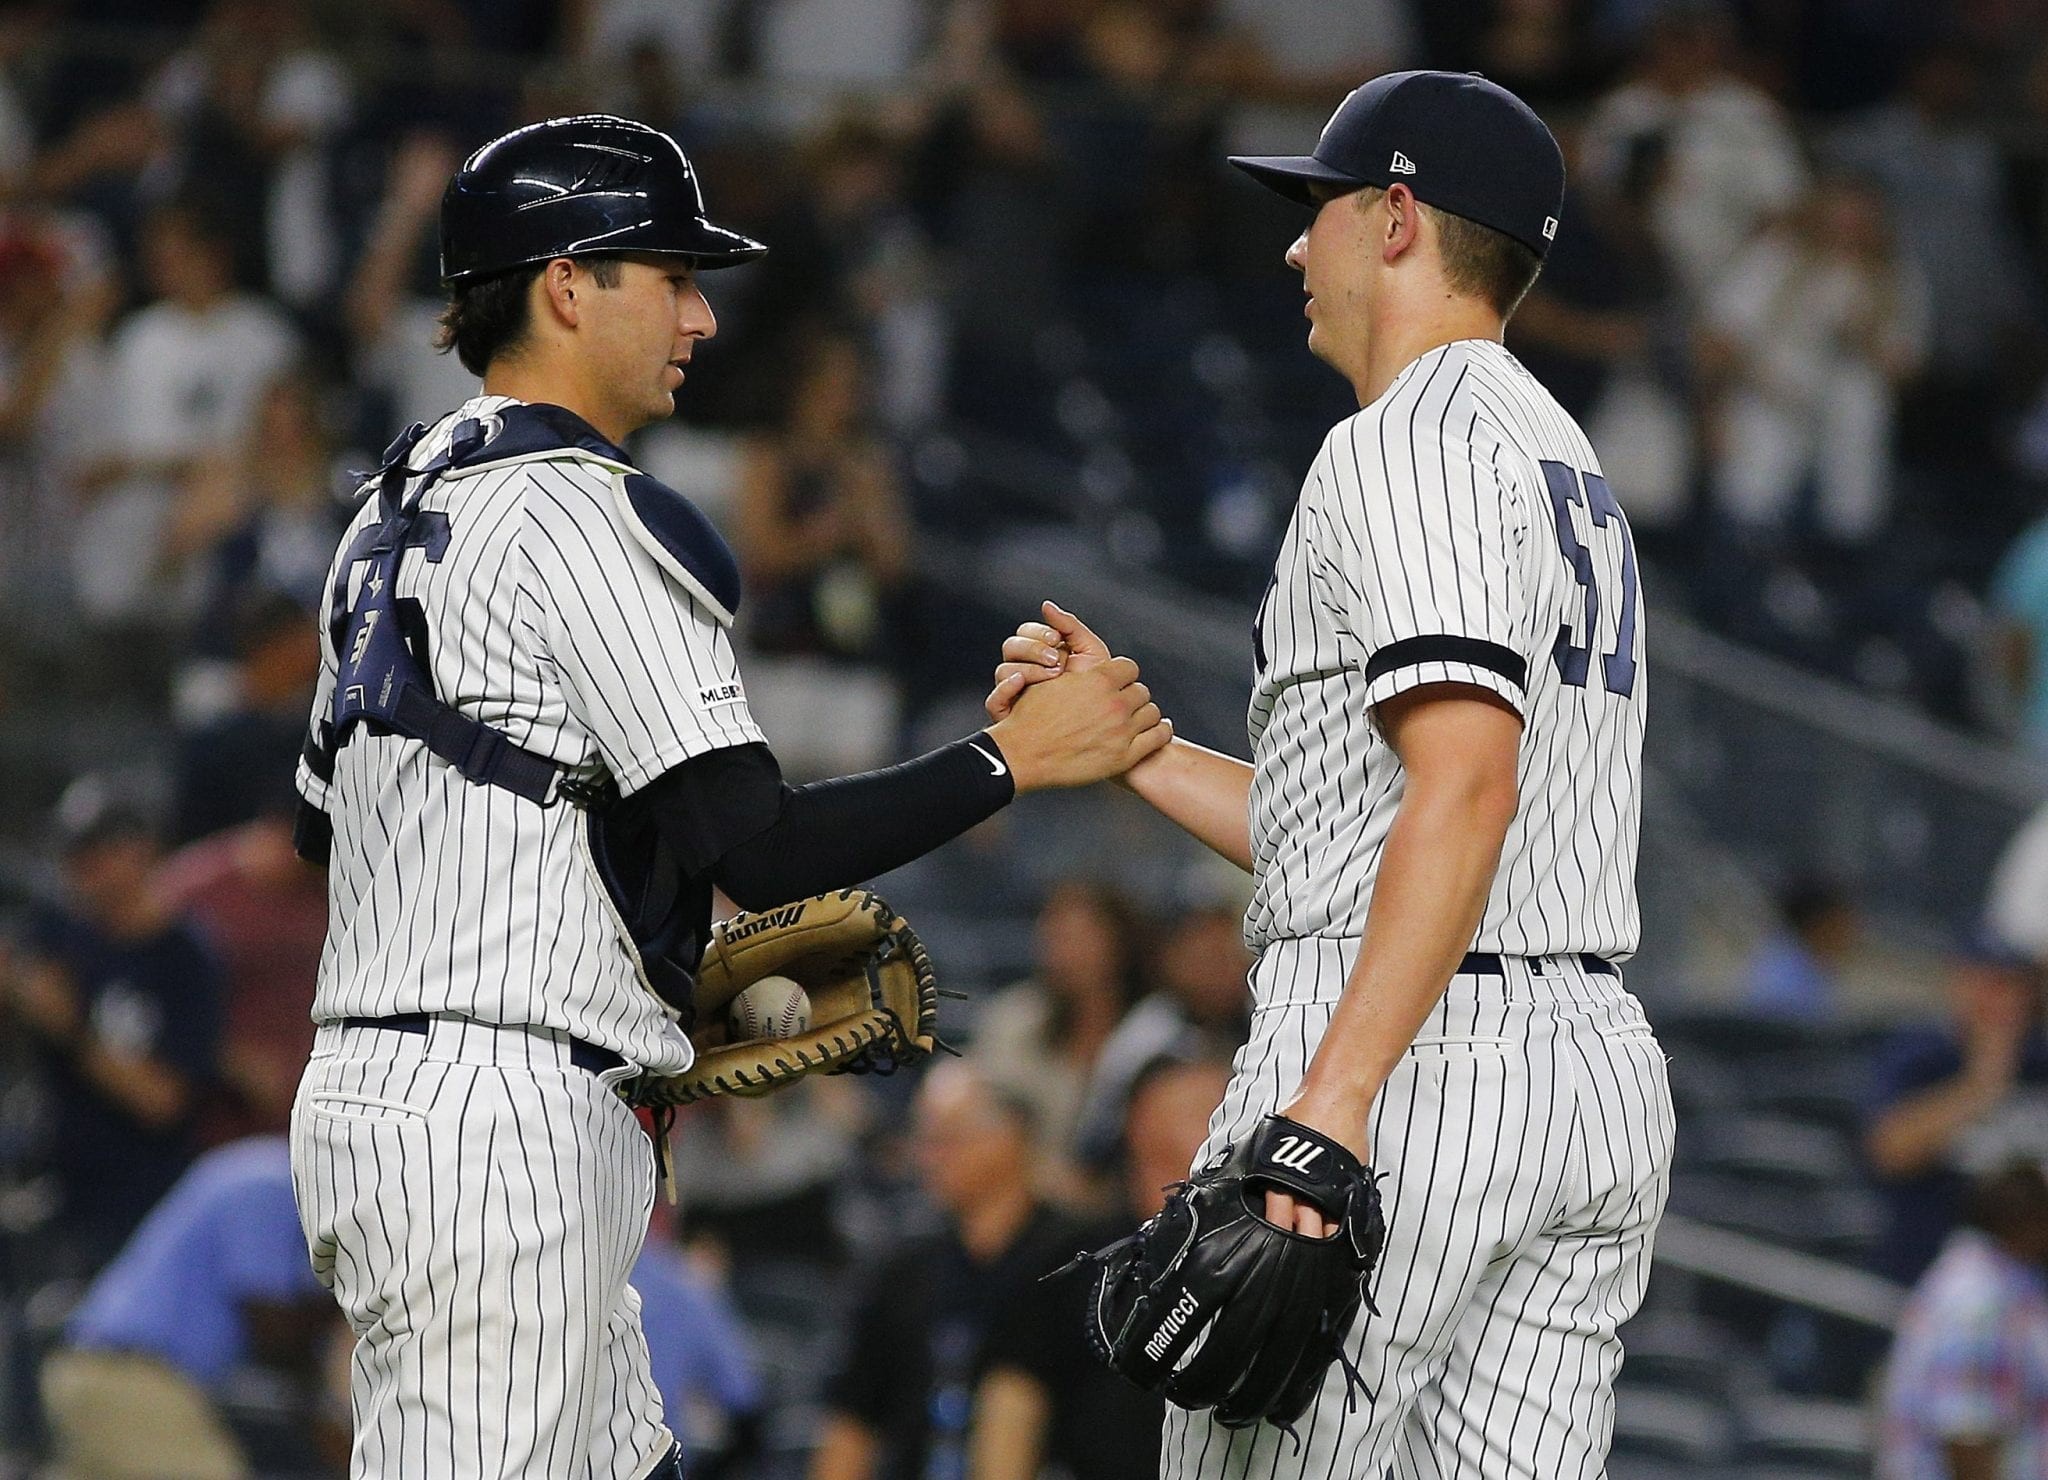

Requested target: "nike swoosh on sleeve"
[{"left": 968, "top": 739, "right": 1008, "bottom": 777}]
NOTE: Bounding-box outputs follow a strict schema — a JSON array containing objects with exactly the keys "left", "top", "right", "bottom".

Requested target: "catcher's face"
[{"left": 582, "top": 255, "right": 717, "bottom": 435}]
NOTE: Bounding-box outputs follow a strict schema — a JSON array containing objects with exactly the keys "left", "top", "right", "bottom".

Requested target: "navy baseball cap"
[{"left": 1229, "top": 71, "right": 1566, "bottom": 257}]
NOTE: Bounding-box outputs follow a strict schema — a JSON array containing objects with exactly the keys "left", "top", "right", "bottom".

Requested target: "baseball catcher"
[{"left": 1058, "top": 1114, "right": 1385, "bottom": 1434}]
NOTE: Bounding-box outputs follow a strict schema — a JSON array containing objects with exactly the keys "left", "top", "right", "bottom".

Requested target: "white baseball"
[{"left": 727, "top": 975, "right": 812, "bottom": 1040}]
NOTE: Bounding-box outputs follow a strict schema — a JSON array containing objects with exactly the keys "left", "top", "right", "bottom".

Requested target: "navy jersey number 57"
[{"left": 1541, "top": 460, "right": 1638, "bottom": 699}]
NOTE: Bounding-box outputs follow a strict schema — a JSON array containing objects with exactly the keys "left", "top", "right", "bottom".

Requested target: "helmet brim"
[{"left": 440, "top": 216, "right": 767, "bottom": 286}]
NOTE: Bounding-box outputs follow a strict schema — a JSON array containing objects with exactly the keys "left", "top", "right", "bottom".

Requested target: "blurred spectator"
[
  {"left": 1745, "top": 876, "right": 1859, "bottom": 1020},
  {"left": 170, "top": 591, "right": 321, "bottom": 841},
  {"left": 1582, "top": 3, "right": 1807, "bottom": 306},
  {"left": 1987, "top": 801, "right": 2048, "bottom": 969},
  {"left": 1698, "top": 175, "right": 1929, "bottom": 548},
  {"left": 574, "top": 0, "right": 719, "bottom": 85},
  {"left": 1510, "top": 120, "right": 1692, "bottom": 531},
  {"left": 1073, "top": 900, "right": 1251, "bottom": 1167},
  {"left": 0, "top": 213, "right": 118, "bottom": 652},
  {"left": 752, "top": 0, "right": 927, "bottom": 130},
  {"left": 146, "top": 0, "right": 352, "bottom": 306},
  {"left": 1, "top": 777, "right": 225, "bottom": 1271},
  {"left": 1880, "top": 1159, "right": 2048, "bottom": 1480},
  {"left": 345, "top": 132, "right": 479, "bottom": 439},
  {"left": 972, "top": 880, "right": 1148, "bottom": 1203},
  {"left": 1989, "top": 512, "right": 2048, "bottom": 757},
  {"left": 156, "top": 799, "right": 325, "bottom": 1141},
  {"left": 1864, "top": 936, "right": 2048, "bottom": 1282},
  {"left": 968, "top": 1055, "right": 1230, "bottom": 1480},
  {"left": 179, "top": 368, "right": 347, "bottom": 665},
  {"left": 736, "top": 330, "right": 915, "bottom": 776},
  {"left": 1826, "top": 45, "right": 2042, "bottom": 392},
  {"left": 77, "top": 198, "right": 296, "bottom": 637},
  {"left": 0, "top": 3, "right": 48, "bottom": 195},
  {"left": 1211, "top": 0, "right": 1417, "bottom": 158},
  {"left": 38, "top": 1136, "right": 339, "bottom": 1480},
  {"left": 633, "top": 1203, "right": 765, "bottom": 1476},
  {"left": 809, "top": 1062, "right": 1082, "bottom": 1480},
  {"left": 673, "top": 1076, "right": 869, "bottom": 1269},
  {"left": 728, "top": 117, "right": 946, "bottom": 436}
]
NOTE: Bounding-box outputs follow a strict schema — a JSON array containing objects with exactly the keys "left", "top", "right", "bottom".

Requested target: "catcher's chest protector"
[{"left": 317, "top": 407, "right": 729, "bottom": 1013}]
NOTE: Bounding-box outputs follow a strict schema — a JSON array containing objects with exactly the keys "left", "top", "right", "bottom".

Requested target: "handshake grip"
[{"left": 984, "top": 609, "right": 1172, "bottom": 791}]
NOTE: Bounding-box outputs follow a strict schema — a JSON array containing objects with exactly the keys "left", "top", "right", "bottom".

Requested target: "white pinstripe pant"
[
  {"left": 290, "top": 1018, "right": 673, "bottom": 1479},
  {"left": 1165, "top": 940, "right": 1675, "bottom": 1479}
]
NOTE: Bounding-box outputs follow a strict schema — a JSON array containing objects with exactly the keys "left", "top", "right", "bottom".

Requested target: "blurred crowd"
[
  {"left": 0, "top": 0, "right": 2040, "bottom": 794},
  {"left": 1, "top": 0, "right": 2047, "bottom": 1474}
]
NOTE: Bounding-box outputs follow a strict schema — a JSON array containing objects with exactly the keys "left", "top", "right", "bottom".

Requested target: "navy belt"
[
  {"left": 338, "top": 1013, "right": 626, "bottom": 1076},
  {"left": 1458, "top": 952, "right": 1616, "bottom": 977}
]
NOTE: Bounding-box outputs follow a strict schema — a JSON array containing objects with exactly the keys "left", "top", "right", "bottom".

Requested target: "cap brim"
[{"left": 1227, "top": 154, "right": 1372, "bottom": 207}]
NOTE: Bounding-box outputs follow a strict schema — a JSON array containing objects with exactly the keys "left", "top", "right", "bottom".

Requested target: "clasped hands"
[{"left": 980, "top": 601, "right": 1172, "bottom": 792}]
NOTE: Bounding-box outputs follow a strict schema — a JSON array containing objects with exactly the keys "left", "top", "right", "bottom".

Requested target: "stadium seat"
[
  {"left": 1685, "top": 1114, "right": 1859, "bottom": 1186},
  {"left": 1665, "top": 1051, "right": 1745, "bottom": 1118},
  {"left": 1616, "top": 1314, "right": 1753, "bottom": 1405},
  {"left": 1736, "top": 1392, "right": 1873, "bottom": 1471},
  {"left": 1738, "top": 1052, "right": 1872, "bottom": 1138},
  {"left": 1609, "top": 1385, "right": 1736, "bottom": 1466},
  {"left": 1653, "top": 1007, "right": 1835, "bottom": 1061},
  {"left": 1665, "top": 1174, "right": 1884, "bottom": 1258}
]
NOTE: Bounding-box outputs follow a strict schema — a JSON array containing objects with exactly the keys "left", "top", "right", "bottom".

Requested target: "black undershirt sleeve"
[
  {"left": 641, "top": 735, "right": 1017, "bottom": 911},
  {"left": 293, "top": 800, "right": 332, "bottom": 866}
]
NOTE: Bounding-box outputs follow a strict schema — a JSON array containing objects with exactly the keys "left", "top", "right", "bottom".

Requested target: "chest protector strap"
[{"left": 320, "top": 418, "right": 573, "bottom": 807}]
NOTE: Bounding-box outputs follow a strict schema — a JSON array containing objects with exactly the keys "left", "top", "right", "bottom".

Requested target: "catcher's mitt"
[
  {"left": 638, "top": 888, "right": 942, "bottom": 1105},
  {"left": 1058, "top": 1113, "right": 1384, "bottom": 1433}
]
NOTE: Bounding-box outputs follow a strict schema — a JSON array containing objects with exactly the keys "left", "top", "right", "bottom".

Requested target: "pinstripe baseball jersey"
[
  {"left": 293, "top": 394, "right": 763, "bottom": 1073},
  {"left": 1244, "top": 337, "right": 1644, "bottom": 963}
]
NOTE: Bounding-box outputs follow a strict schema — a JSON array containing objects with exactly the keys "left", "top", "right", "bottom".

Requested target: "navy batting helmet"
[{"left": 439, "top": 115, "right": 766, "bottom": 286}]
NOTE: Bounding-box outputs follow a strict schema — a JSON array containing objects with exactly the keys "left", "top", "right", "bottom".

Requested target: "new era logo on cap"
[
  {"left": 1389, "top": 151, "right": 1417, "bottom": 175},
  {"left": 1542, "top": 216, "right": 1558, "bottom": 241}
]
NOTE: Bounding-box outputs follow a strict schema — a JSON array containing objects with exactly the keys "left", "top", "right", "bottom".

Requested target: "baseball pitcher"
[{"left": 991, "top": 72, "right": 1674, "bottom": 1478}]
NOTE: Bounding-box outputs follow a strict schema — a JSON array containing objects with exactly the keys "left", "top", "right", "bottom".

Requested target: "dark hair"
[
  {"left": 435, "top": 254, "right": 625, "bottom": 375},
  {"left": 1429, "top": 207, "right": 1544, "bottom": 318},
  {"left": 146, "top": 193, "right": 233, "bottom": 256},
  {"left": 1352, "top": 186, "right": 1543, "bottom": 319},
  {"left": 1039, "top": 880, "right": 1152, "bottom": 1047},
  {"left": 1961, "top": 1160, "right": 2048, "bottom": 1242},
  {"left": 1778, "top": 876, "right": 1849, "bottom": 935}
]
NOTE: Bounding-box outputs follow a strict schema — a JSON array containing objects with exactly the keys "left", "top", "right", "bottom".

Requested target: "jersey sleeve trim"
[
  {"left": 612, "top": 727, "right": 768, "bottom": 798},
  {"left": 1360, "top": 657, "right": 1526, "bottom": 717},
  {"left": 1364, "top": 634, "right": 1526, "bottom": 690}
]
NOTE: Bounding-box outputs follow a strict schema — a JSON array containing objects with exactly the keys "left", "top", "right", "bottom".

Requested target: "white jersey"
[
  {"left": 1244, "top": 338, "right": 1644, "bottom": 963},
  {"left": 294, "top": 394, "right": 764, "bottom": 1074},
  {"left": 1169, "top": 340, "right": 1671, "bottom": 1480}
]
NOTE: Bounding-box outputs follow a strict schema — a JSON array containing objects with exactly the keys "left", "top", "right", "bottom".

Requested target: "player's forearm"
[
  {"left": 967, "top": 1368, "right": 1050, "bottom": 1480},
  {"left": 81, "top": 1047, "right": 191, "bottom": 1128},
  {"left": 808, "top": 1415, "right": 879, "bottom": 1480},
  {"left": 1297, "top": 768, "right": 1516, "bottom": 1130},
  {"left": 1120, "top": 737, "right": 1254, "bottom": 871},
  {"left": 1866, "top": 1074, "right": 2012, "bottom": 1179}
]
